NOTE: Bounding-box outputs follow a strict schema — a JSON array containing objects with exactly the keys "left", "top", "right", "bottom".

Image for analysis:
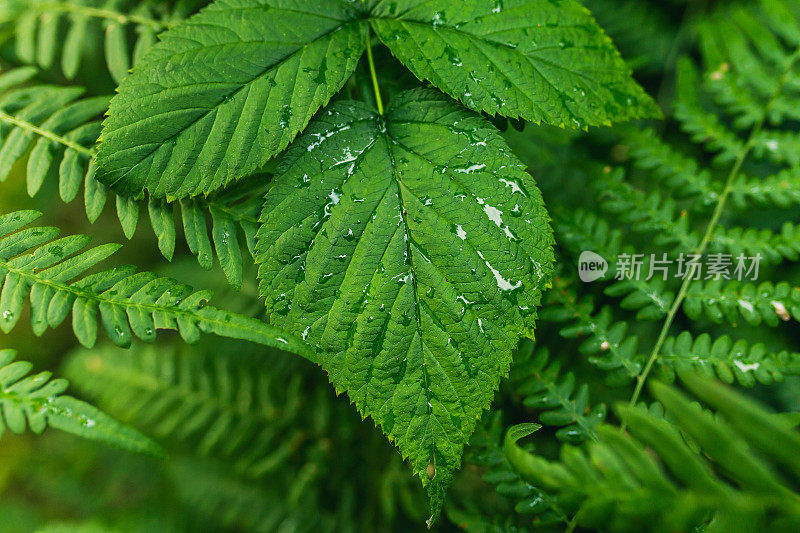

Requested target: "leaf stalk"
[{"left": 366, "top": 34, "right": 384, "bottom": 115}]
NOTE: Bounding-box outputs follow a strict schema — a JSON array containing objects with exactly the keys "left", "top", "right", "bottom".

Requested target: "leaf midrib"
[
  {"left": 382, "top": 123, "right": 476, "bottom": 454},
  {"left": 382, "top": 130, "right": 441, "bottom": 462},
  {"left": 386, "top": 146, "right": 516, "bottom": 354}
]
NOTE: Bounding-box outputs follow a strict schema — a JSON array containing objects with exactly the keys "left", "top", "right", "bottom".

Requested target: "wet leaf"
[
  {"left": 255, "top": 88, "right": 555, "bottom": 519},
  {"left": 0, "top": 348, "right": 163, "bottom": 457},
  {"left": 95, "top": 0, "right": 369, "bottom": 198},
  {"left": 368, "top": 0, "right": 660, "bottom": 127}
]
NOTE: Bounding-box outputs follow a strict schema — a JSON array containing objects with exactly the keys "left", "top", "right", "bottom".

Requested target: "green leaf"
[
  {"left": 255, "top": 88, "right": 554, "bottom": 519},
  {"left": 0, "top": 348, "right": 162, "bottom": 457},
  {"left": 512, "top": 348, "right": 606, "bottom": 443},
  {"left": 104, "top": 20, "right": 131, "bottom": 84},
  {"left": 46, "top": 396, "right": 164, "bottom": 457},
  {"left": 95, "top": 0, "right": 369, "bottom": 198},
  {"left": 368, "top": 0, "right": 660, "bottom": 127},
  {"left": 0, "top": 67, "right": 267, "bottom": 285},
  {"left": 0, "top": 209, "right": 313, "bottom": 358}
]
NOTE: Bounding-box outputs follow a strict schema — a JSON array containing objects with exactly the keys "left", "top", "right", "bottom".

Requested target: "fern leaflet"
[
  {"left": 505, "top": 373, "right": 800, "bottom": 531},
  {"left": 6, "top": 0, "right": 199, "bottom": 81},
  {"left": 0, "top": 210, "right": 310, "bottom": 356},
  {"left": 0, "top": 348, "right": 161, "bottom": 456}
]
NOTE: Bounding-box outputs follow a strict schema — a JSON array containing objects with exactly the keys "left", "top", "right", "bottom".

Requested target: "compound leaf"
[
  {"left": 0, "top": 210, "right": 312, "bottom": 358},
  {"left": 368, "top": 0, "right": 660, "bottom": 127},
  {"left": 0, "top": 348, "right": 163, "bottom": 457},
  {"left": 95, "top": 0, "right": 369, "bottom": 198},
  {"left": 255, "top": 88, "right": 554, "bottom": 519}
]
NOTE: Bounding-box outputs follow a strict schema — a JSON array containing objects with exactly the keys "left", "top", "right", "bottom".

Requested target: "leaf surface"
[
  {"left": 255, "top": 89, "right": 554, "bottom": 517},
  {"left": 95, "top": 0, "right": 368, "bottom": 198},
  {"left": 368, "top": 0, "right": 660, "bottom": 126}
]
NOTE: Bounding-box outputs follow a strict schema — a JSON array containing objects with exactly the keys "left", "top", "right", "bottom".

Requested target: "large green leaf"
[
  {"left": 94, "top": 0, "right": 368, "bottom": 198},
  {"left": 95, "top": 0, "right": 657, "bottom": 199},
  {"left": 255, "top": 88, "right": 555, "bottom": 518},
  {"left": 368, "top": 0, "right": 660, "bottom": 126}
]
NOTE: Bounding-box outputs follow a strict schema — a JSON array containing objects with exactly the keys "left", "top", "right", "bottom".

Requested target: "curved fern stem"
[
  {"left": 629, "top": 138, "right": 753, "bottom": 411},
  {"left": 0, "top": 210, "right": 313, "bottom": 358},
  {"left": 25, "top": 1, "right": 167, "bottom": 30},
  {"left": 0, "top": 108, "right": 94, "bottom": 156},
  {"left": 629, "top": 48, "right": 800, "bottom": 412},
  {"left": 365, "top": 33, "right": 384, "bottom": 115}
]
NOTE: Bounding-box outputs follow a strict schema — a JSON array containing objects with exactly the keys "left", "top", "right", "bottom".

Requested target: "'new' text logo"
[{"left": 578, "top": 251, "right": 608, "bottom": 282}]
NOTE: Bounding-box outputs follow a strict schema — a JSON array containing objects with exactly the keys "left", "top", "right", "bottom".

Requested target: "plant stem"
[
  {"left": 627, "top": 48, "right": 800, "bottom": 414},
  {"left": 366, "top": 34, "right": 384, "bottom": 115},
  {"left": 0, "top": 109, "right": 95, "bottom": 156},
  {"left": 29, "top": 2, "right": 166, "bottom": 30},
  {"left": 627, "top": 134, "right": 753, "bottom": 411},
  {"left": 565, "top": 513, "right": 580, "bottom": 533}
]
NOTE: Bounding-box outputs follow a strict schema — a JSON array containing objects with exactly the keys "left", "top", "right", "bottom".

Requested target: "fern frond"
[
  {"left": 698, "top": 1, "right": 800, "bottom": 128},
  {"left": 674, "top": 59, "right": 745, "bottom": 164},
  {"left": 553, "top": 208, "right": 626, "bottom": 275},
  {"left": 682, "top": 1, "right": 800, "bottom": 167},
  {"left": 7, "top": 0, "right": 194, "bottom": 81},
  {"left": 465, "top": 413, "right": 568, "bottom": 528},
  {"left": 505, "top": 373, "right": 800, "bottom": 531},
  {"left": 0, "top": 68, "right": 262, "bottom": 288},
  {"left": 168, "top": 456, "right": 301, "bottom": 533},
  {"left": 0, "top": 210, "right": 309, "bottom": 355},
  {"left": 511, "top": 348, "right": 606, "bottom": 444},
  {"left": 603, "top": 273, "right": 673, "bottom": 322},
  {"left": 729, "top": 168, "right": 800, "bottom": 208},
  {"left": 751, "top": 129, "right": 800, "bottom": 167},
  {"left": 711, "top": 223, "right": 800, "bottom": 265},
  {"left": 179, "top": 178, "right": 265, "bottom": 289},
  {"left": 66, "top": 338, "right": 423, "bottom": 531},
  {"left": 109, "top": 182, "right": 265, "bottom": 288},
  {"left": 0, "top": 68, "right": 106, "bottom": 199},
  {"left": 620, "top": 126, "right": 718, "bottom": 207},
  {"left": 167, "top": 453, "right": 414, "bottom": 533},
  {"left": 65, "top": 341, "right": 311, "bottom": 477},
  {"left": 657, "top": 332, "right": 800, "bottom": 387},
  {"left": 0, "top": 348, "right": 161, "bottom": 455},
  {"left": 593, "top": 167, "right": 700, "bottom": 251},
  {"left": 542, "top": 279, "right": 643, "bottom": 383},
  {"left": 112, "top": 182, "right": 264, "bottom": 288},
  {"left": 553, "top": 210, "right": 675, "bottom": 320},
  {"left": 600, "top": 0, "right": 800, "bottom": 411},
  {"left": 684, "top": 280, "right": 800, "bottom": 327}
]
